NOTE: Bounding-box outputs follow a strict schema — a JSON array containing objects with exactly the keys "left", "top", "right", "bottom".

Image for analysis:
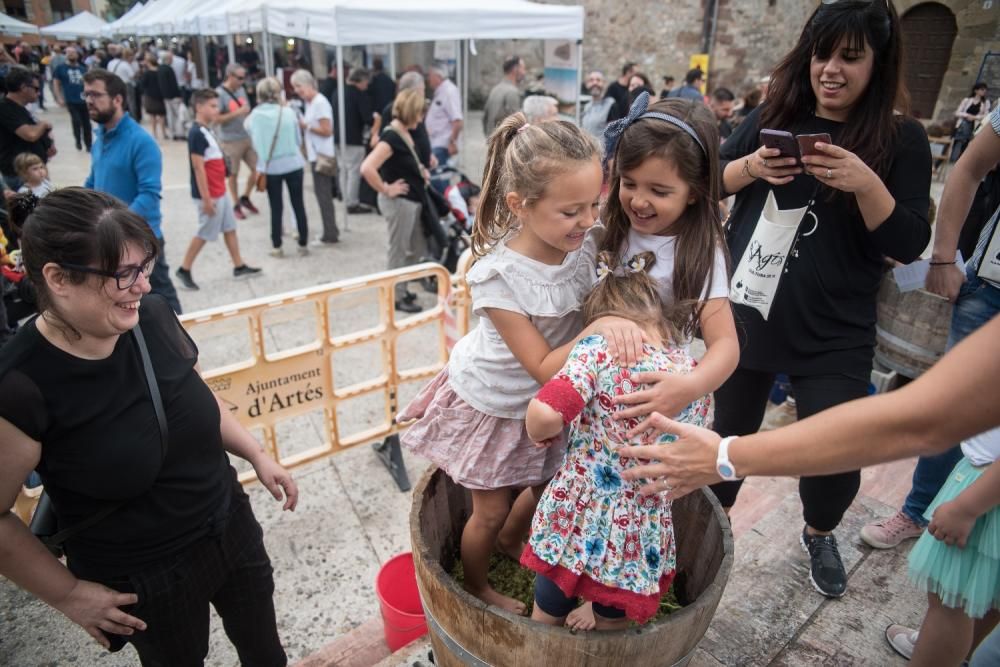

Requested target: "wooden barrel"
[
  {"left": 409, "top": 468, "right": 734, "bottom": 667},
  {"left": 874, "top": 271, "right": 953, "bottom": 379}
]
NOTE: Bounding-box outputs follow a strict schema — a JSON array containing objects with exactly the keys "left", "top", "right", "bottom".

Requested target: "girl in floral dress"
[{"left": 521, "top": 250, "right": 711, "bottom": 628}]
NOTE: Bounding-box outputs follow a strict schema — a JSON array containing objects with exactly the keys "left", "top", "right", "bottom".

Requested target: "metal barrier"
[{"left": 14, "top": 255, "right": 476, "bottom": 525}]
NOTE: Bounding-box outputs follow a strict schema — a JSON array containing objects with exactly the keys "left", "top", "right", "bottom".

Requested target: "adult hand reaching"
[
  {"left": 749, "top": 146, "right": 802, "bottom": 186},
  {"left": 251, "top": 454, "right": 299, "bottom": 511},
  {"left": 925, "top": 263, "right": 966, "bottom": 303},
  {"left": 52, "top": 580, "right": 146, "bottom": 649},
  {"left": 612, "top": 372, "right": 698, "bottom": 421},
  {"left": 617, "top": 413, "right": 723, "bottom": 499}
]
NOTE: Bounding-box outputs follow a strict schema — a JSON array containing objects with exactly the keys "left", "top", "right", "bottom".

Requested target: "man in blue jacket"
[{"left": 83, "top": 68, "right": 181, "bottom": 313}]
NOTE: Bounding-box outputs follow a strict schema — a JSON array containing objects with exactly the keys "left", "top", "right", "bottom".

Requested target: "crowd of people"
[{"left": 0, "top": 0, "right": 998, "bottom": 664}]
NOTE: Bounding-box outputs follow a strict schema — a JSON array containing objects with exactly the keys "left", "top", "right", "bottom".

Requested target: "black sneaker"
[
  {"left": 394, "top": 299, "right": 422, "bottom": 314},
  {"left": 233, "top": 264, "right": 262, "bottom": 278},
  {"left": 800, "top": 527, "right": 847, "bottom": 598},
  {"left": 175, "top": 267, "right": 199, "bottom": 290},
  {"left": 347, "top": 204, "right": 372, "bottom": 214}
]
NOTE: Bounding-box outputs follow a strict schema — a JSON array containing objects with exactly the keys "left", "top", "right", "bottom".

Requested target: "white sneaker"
[
  {"left": 269, "top": 248, "right": 284, "bottom": 258},
  {"left": 886, "top": 624, "right": 918, "bottom": 659}
]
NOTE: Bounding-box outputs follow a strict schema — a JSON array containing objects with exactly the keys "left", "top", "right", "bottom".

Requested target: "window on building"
[
  {"left": 50, "top": 0, "right": 74, "bottom": 22},
  {"left": 3, "top": 0, "right": 28, "bottom": 19}
]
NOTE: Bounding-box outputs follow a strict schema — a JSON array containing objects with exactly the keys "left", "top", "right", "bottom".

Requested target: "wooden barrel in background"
[
  {"left": 875, "top": 271, "right": 953, "bottom": 379},
  {"left": 409, "top": 468, "right": 734, "bottom": 667}
]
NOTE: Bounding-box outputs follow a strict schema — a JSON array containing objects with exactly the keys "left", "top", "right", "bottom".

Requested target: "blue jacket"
[{"left": 85, "top": 113, "right": 163, "bottom": 238}]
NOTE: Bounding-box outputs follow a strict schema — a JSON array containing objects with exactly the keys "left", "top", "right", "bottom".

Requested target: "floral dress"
[{"left": 520, "top": 335, "right": 711, "bottom": 623}]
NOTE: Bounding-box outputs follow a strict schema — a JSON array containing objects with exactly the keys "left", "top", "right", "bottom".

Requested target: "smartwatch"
[{"left": 716, "top": 436, "right": 742, "bottom": 481}]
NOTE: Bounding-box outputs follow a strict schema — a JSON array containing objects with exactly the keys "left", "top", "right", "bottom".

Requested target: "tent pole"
[
  {"left": 575, "top": 40, "right": 583, "bottom": 124},
  {"left": 388, "top": 44, "right": 396, "bottom": 79},
  {"left": 337, "top": 44, "right": 349, "bottom": 231},
  {"left": 460, "top": 40, "right": 468, "bottom": 171},
  {"left": 197, "top": 35, "right": 209, "bottom": 87},
  {"left": 227, "top": 32, "right": 235, "bottom": 67},
  {"left": 261, "top": 7, "right": 272, "bottom": 77}
]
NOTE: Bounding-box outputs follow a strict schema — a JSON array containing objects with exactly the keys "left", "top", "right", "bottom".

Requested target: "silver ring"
[{"left": 826, "top": 168, "right": 833, "bottom": 179}]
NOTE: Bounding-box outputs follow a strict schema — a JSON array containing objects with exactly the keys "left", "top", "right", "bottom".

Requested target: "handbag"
[
  {"left": 22, "top": 323, "right": 169, "bottom": 559},
  {"left": 729, "top": 189, "right": 818, "bottom": 320},
  {"left": 256, "top": 107, "right": 285, "bottom": 192},
  {"left": 315, "top": 152, "right": 338, "bottom": 177}
]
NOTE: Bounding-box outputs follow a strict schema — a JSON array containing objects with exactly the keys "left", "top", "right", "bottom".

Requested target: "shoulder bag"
[
  {"left": 383, "top": 126, "right": 451, "bottom": 253},
  {"left": 256, "top": 107, "right": 284, "bottom": 192},
  {"left": 8, "top": 323, "right": 170, "bottom": 559}
]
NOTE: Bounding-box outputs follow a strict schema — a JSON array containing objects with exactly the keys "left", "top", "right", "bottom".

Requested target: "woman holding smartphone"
[{"left": 714, "top": 0, "right": 931, "bottom": 598}]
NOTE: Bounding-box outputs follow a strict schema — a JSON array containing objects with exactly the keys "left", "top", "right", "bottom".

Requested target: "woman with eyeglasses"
[
  {"left": 712, "top": 0, "right": 931, "bottom": 598},
  {"left": 0, "top": 188, "right": 297, "bottom": 666}
]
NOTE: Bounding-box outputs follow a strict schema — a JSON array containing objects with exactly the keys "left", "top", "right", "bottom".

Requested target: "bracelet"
[
  {"left": 929, "top": 261, "right": 955, "bottom": 266},
  {"left": 742, "top": 158, "right": 757, "bottom": 180}
]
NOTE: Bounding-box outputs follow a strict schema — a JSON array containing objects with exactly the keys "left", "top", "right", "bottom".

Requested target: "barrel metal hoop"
[
  {"left": 875, "top": 324, "right": 942, "bottom": 362},
  {"left": 424, "top": 607, "right": 493, "bottom": 667},
  {"left": 424, "top": 606, "right": 700, "bottom": 667}
]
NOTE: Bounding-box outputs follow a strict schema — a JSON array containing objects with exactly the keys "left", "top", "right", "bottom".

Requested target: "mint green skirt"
[{"left": 908, "top": 457, "right": 1000, "bottom": 619}]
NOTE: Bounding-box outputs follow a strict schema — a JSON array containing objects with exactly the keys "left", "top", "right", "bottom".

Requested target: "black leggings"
[
  {"left": 534, "top": 574, "right": 626, "bottom": 620},
  {"left": 709, "top": 368, "right": 868, "bottom": 532},
  {"left": 265, "top": 168, "right": 308, "bottom": 249}
]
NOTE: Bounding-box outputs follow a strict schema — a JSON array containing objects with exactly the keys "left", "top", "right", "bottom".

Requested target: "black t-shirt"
[
  {"left": 157, "top": 64, "right": 180, "bottom": 99},
  {"left": 344, "top": 84, "right": 374, "bottom": 146},
  {"left": 0, "top": 296, "right": 233, "bottom": 578},
  {"left": 718, "top": 118, "right": 733, "bottom": 141},
  {"left": 378, "top": 128, "right": 425, "bottom": 203},
  {"left": 0, "top": 98, "right": 51, "bottom": 176},
  {"left": 605, "top": 81, "right": 629, "bottom": 122},
  {"left": 141, "top": 69, "right": 162, "bottom": 100},
  {"left": 369, "top": 72, "right": 396, "bottom": 116},
  {"left": 721, "top": 106, "right": 932, "bottom": 377},
  {"left": 381, "top": 100, "right": 432, "bottom": 169}
]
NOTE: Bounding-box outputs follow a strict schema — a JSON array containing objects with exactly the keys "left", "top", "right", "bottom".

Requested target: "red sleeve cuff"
[{"left": 536, "top": 377, "right": 585, "bottom": 425}]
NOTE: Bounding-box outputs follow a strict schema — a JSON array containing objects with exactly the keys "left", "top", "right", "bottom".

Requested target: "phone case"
[
  {"left": 760, "top": 129, "right": 801, "bottom": 162},
  {"left": 797, "top": 133, "right": 833, "bottom": 157}
]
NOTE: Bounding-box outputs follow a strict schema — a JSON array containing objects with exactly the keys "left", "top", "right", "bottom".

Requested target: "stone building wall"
[{"left": 403, "top": 0, "right": 995, "bottom": 125}]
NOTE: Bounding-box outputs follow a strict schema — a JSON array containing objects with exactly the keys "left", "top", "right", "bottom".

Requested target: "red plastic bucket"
[{"left": 376, "top": 552, "right": 427, "bottom": 651}]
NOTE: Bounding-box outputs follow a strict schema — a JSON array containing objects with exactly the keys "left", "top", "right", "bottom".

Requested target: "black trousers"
[
  {"left": 265, "top": 169, "right": 308, "bottom": 249},
  {"left": 709, "top": 367, "right": 868, "bottom": 532},
  {"left": 85, "top": 491, "right": 286, "bottom": 667},
  {"left": 67, "top": 102, "right": 93, "bottom": 150}
]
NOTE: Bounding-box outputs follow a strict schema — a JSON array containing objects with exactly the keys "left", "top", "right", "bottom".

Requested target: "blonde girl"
[{"left": 398, "top": 114, "right": 640, "bottom": 614}]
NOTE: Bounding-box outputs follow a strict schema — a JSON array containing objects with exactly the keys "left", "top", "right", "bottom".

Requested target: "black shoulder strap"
[{"left": 37, "top": 323, "right": 169, "bottom": 548}]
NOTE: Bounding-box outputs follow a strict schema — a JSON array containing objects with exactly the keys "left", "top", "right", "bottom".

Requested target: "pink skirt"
[{"left": 398, "top": 369, "right": 565, "bottom": 490}]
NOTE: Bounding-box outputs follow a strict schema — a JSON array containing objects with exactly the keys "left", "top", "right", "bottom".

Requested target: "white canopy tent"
[
  {"left": 102, "top": 2, "right": 145, "bottom": 37},
  {"left": 1, "top": 12, "right": 40, "bottom": 35},
  {"left": 40, "top": 11, "right": 108, "bottom": 39}
]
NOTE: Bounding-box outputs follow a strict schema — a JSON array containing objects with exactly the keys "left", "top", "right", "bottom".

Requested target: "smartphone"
[
  {"left": 797, "top": 133, "right": 833, "bottom": 157},
  {"left": 759, "top": 129, "right": 801, "bottom": 164}
]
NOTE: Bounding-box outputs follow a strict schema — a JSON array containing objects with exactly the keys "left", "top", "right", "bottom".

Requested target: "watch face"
[{"left": 718, "top": 464, "right": 735, "bottom": 479}]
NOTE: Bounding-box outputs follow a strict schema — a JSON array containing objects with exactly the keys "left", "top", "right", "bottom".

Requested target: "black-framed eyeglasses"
[{"left": 59, "top": 258, "right": 154, "bottom": 290}]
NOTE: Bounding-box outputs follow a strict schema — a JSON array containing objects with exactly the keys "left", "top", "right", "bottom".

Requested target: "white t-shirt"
[
  {"left": 962, "top": 428, "right": 1000, "bottom": 467},
  {"left": 447, "top": 228, "right": 601, "bottom": 419},
  {"left": 426, "top": 79, "right": 463, "bottom": 149},
  {"left": 620, "top": 228, "right": 730, "bottom": 305},
  {"left": 108, "top": 58, "right": 135, "bottom": 84},
  {"left": 303, "top": 94, "right": 335, "bottom": 162}
]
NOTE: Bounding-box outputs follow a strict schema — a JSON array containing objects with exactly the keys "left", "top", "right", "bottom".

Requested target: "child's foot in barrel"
[
  {"left": 467, "top": 584, "right": 527, "bottom": 615},
  {"left": 566, "top": 602, "right": 596, "bottom": 631}
]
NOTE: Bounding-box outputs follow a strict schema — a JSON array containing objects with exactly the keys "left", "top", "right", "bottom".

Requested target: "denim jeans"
[
  {"left": 430, "top": 146, "right": 452, "bottom": 193},
  {"left": 901, "top": 269, "right": 1000, "bottom": 525},
  {"left": 150, "top": 237, "right": 182, "bottom": 315}
]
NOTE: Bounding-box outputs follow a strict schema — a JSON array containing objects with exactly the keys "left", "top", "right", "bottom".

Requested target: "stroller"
[{"left": 423, "top": 167, "right": 480, "bottom": 273}]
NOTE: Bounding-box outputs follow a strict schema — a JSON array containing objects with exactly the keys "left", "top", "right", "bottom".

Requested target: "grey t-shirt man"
[{"left": 215, "top": 84, "right": 251, "bottom": 142}]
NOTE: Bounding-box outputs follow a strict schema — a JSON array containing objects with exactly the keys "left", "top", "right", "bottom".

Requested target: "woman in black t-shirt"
[
  {"left": 0, "top": 188, "right": 297, "bottom": 666},
  {"left": 361, "top": 87, "right": 431, "bottom": 314},
  {"left": 714, "top": 1, "right": 930, "bottom": 598}
]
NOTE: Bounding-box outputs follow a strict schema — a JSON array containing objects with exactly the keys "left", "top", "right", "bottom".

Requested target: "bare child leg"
[
  {"left": 566, "top": 602, "right": 596, "bottom": 631},
  {"left": 180, "top": 237, "right": 206, "bottom": 272},
  {"left": 497, "top": 481, "right": 548, "bottom": 561},
  {"left": 462, "top": 488, "right": 526, "bottom": 615},
  {"left": 910, "top": 593, "right": 975, "bottom": 667},
  {"left": 223, "top": 230, "right": 246, "bottom": 268},
  {"left": 531, "top": 604, "right": 567, "bottom": 627}
]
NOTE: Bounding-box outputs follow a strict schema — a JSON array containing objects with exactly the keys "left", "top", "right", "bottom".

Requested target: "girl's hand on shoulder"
[
  {"left": 251, "top": 454, "right": 299, "bottom": 511},
  {"left": 927, "top": 497, "right": 978, "bottom": 548},
  {"left": 751, "top": 146, "right": 802, "bottom": 186},
  {"left": 591, "top": 316, "right": 646, "bottom": 366},
  {"left": 612, "top": 372, "right": 697, "bottom": 421},
  {"left": 801, "top": 143, "right": 879, "bottom": 195}
]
